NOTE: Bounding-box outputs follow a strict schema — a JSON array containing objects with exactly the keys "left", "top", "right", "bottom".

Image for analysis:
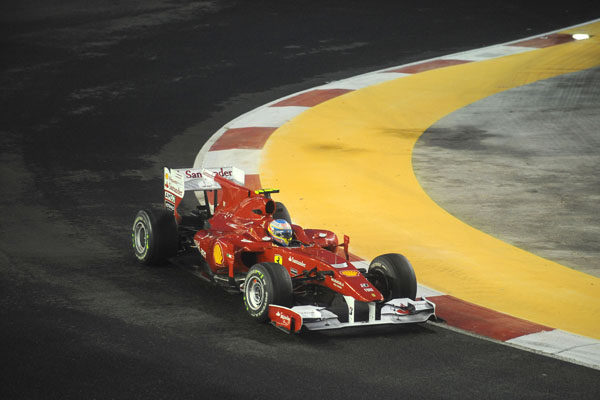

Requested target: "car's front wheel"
[
  {"left": 243, "top": 262, "right": 293, "bottom": 321},
  {"left": 368, "top": 253, "right": 417, "bottom": 301}
]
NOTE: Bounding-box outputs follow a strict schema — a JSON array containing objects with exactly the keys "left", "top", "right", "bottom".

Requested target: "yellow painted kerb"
[{"left": 261, "top": 22, "right": 600, "bottom": 339}]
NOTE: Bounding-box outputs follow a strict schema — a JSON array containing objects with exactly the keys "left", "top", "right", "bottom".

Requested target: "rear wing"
[{"left": 163, "top": 166, "right": 244, "bottom": 213}]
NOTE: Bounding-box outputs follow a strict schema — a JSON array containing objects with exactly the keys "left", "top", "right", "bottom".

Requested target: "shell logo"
[{"left": 213, "top": 243, "right": 224, "bottom": 265}]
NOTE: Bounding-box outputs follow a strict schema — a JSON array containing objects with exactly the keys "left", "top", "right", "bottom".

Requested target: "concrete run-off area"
[{"left": 413, "top": 67, "right": 600, "bottom": 277}]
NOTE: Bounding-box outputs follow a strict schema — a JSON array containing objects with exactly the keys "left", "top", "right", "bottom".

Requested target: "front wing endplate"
[{"left": 268, "top": 305, "right": 303, "bottom": 333}]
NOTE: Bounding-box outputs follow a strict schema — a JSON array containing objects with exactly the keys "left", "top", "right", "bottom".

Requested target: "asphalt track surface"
[{"left": 1, "top": 1, "right": 599, "bottom": 399}]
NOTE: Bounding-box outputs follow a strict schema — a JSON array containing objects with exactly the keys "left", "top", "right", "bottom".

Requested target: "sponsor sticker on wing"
[
  {"left": 164, "top": 191, "right": 176, "bottom": 204},
  {"left": 168, "top": 169, "right": 185, "bottom": 197},
  {"left": 288, "top": 256, "right": 306, "bottom": 267},
  {"left": 275, "top": 310, "right": 292, "bottom": 328},
  {"left": 330, "top": 277, "right": 344, "bottom": 289},
  {"left": 268, "top": 305, "right": 302, "bottom": 333},
  {"left": 182, "top": 169, "right": 221, "bottom": 191}
]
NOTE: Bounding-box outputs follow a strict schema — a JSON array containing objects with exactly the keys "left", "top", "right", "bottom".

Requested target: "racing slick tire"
[
  {"left": 273, "top": 202, "right": 292, "bottom": 224},
  {"left": 132, "top": 209, "right": 179, "bottom": 266},
  {"left": 243, "top": 262, "right": 293, "bottom": 322},
  {"left": 368, "top": 253, "right": 417, "bottom": 301}
]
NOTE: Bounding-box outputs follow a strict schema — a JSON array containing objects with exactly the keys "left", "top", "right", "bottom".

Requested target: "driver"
[{"left": 268, "top": 219, "right": 293, "bottom": 246}]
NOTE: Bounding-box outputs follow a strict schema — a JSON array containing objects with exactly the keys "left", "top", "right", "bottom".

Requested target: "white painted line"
[
  {"left": 440, "top": 45, "right": 533, "bottom": 61},
  {"left": 202, "top": 149, "right": 263, "bottom": 175},
  {"left": 507, "top": 329, "right": 600, "bottom": 369},
  {"left": 317, "top": 72, "right": 409, "bottom": 90},
  {"left": 559, "top": 343, "right": 600, "bottom": 368},
  {"left": 193, "top": 106, "right": 308, "bottom": 174},
  {"left": 226, "top": 106, "right": 309, "bottom": 129},
  {"left": 417, "top": 284, "right": 445, "bottom": 298}
]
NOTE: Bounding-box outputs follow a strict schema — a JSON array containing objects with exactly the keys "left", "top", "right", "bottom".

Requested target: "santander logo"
[
  {"left": 275, "top": 311, "right": 291, "bottom": 326},
  {"left": 185, "top": 168, "right": 232, "bottom": 179},
  {"left": 185, "top": 170, "right": 203, "bottom": 178},
  {"left": 288, "top": 256, "right": 306, "bottom": 267}
]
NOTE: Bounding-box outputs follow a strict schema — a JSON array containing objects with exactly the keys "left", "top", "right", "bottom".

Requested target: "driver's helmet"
[{"left": 268, "top": 219, "right": 293, "bottom": 246}]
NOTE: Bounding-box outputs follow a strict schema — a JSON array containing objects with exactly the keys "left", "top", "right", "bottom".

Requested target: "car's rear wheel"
[
  {"left": 243, "top": 262, "right": 293, "bottom": 321},
  {"left": 132, "top": 209, "right": 179, "bottom": 265},
  {"left": 368, "top": 253, "right": 417, "bottom": 301}
]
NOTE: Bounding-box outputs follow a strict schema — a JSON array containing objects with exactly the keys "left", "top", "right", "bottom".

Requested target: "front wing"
[{"left": 269, "top": 297, "right": 435, "bottom": 333}]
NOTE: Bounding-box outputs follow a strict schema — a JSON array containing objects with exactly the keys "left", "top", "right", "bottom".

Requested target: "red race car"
[{"left": 131, "top": 167, "right": 435, "bottom": 333}]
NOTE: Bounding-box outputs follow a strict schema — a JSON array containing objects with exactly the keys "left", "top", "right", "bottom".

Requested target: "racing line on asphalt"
[{"left": 195, "top": 19, "right": 600, "bottom": 369}]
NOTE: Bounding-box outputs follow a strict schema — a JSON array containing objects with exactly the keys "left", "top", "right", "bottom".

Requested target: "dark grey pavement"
[{"left": 2, "top": 1, "right": 600, "bottom": 399}]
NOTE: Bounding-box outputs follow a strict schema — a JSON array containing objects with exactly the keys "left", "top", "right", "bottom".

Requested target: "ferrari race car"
[{"left": 131, "top": 167, "right": 435, "bottom": 333}]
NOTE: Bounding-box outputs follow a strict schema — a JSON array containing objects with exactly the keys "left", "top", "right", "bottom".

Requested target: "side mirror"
[{"left": 343, "top": 235, "right": 350, "bottom": 260}]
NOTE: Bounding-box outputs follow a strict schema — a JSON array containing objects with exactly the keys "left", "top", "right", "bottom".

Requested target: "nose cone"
[{"left": 337, "top": 270, "right": 384, "bottom": 302}]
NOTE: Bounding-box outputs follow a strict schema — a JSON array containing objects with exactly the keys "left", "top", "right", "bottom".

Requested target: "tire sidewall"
[
  {"left": 369, "top": 253, "right": 417, "bottom": 301},
  {"left": 243, "top": 265, "right": 272, "bottom": 320},
  {"left": 131, "top": 208, "right": 178, "bottom": 265},
  {"left": 132, "top": 210, "right": 154, "bottom": 263},
  {"left": 368, "top": 264, "right": 392, "bottom": 300},
  {"left": 243, "top": 262, "right": 293, "bottom": 322}
]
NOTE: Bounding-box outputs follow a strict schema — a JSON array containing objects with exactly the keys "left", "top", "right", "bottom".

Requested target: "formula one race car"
[{"left": 131, "top": 167, "right": 435, "bottom": 333}]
